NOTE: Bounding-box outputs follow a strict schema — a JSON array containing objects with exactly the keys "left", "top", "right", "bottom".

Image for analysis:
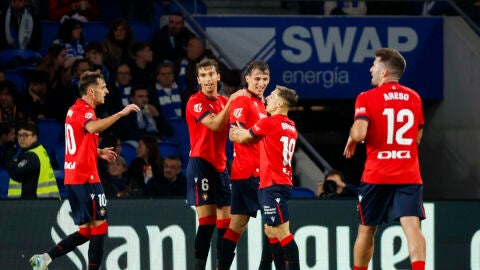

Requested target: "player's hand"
[
  {"left": 119, "top": 104, "right": 140, "bottom": 116},
  {"left": 343, "top": 136, "right": 358, "bottom": 159},
  {"left": 229, "top": 89, "right": 249, "bottom": 101},
  {"left": 230, "top": 121, "right": 245, "bottom": 134},
  {"left": 98, "top": 147, "right": 117, "bottom": 161},
  {"left": 145, "top": 104, "right": 159, "bottom": 117}
]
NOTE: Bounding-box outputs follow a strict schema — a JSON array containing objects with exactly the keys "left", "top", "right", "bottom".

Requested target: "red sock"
[
  {"left": 353, "top": 266, "right": 368, "bottom": 270},
  {"left": 412, "top": 261, "right": 425, "bottom": 270}
]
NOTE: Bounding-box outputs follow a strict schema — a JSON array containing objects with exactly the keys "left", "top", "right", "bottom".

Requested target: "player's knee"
[
  {"left": 91, "top": 221, "right": 108, "bottom": 236},
  {"left": 264, "top": 225, "right": 275, "bottom": 239}
]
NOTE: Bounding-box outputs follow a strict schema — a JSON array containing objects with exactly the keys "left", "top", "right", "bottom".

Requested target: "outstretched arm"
[{"left": 85, "top": 104, "right": 140, "bottom": 134}]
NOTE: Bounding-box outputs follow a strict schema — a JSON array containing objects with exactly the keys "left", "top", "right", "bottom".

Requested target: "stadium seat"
[
  {"left": 0, "top": 49, "right": 42, "bottom": 72},
  {"left": 82, "top": 22, "right": 109, "bottom": 42},
  {"left": 0, "top": 168, "right": 10, "bottom": 198},
  {"left": 291, "top": 187, "right": 316, "bottom": 198},
  {"left": 54, "top": 169, "right": 67, "bottom": 198},
  {"left": 166, "top": 117, "right": 190, "bottom": 166},
  {"left": 37, "top": 119, "right": 64, "bottom": 159},
  {"left": 130, "top": 22, "right": 154, "bottom": 41},
  {"left": 158, "top": 141, "right": 181, "bottom": 158},
  {"left": 4, "top": 71, "right": 26, "bottom": 95},
  {"left": 54, "top": 142, "right": 65, "bottom": 170},
  {"left": 39, "top": 21, "right": 60, "bottom": 55},
  {"left": 120, "top": 142, "right": 137, "bottom": 167}
]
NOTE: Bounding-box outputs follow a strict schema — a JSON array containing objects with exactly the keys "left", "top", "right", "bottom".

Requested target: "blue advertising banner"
[{"left": 195, "top": 16, "right": 443, "bottom": 99}]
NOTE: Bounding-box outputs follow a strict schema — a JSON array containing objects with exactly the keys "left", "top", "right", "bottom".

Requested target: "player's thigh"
[
  {"left": 357, "top": 183, "right": 395, "bottom": 226},
  {"left": 186, "top": 158, "right": 221, "bottom": 206},
  {"left": 231, "top": 177, "right": 260, "bottom": 217},
  {"left": 391, "top": 184, "right": 425, "bottom": 221},
  {"left": 260, "top": 185, "right": 293, "bottom": 227}
]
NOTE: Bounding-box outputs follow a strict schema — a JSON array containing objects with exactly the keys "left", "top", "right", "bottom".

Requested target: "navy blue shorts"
[
  {"left": 357, "top": 183, "right": 426, "bottom": 226},
  {"left": 260, "top": 185, "right": 293, "bottom": 226},
  {"left": 66, "top": 182, "right": 108, "bottom": 225},
  {"left": 231, "top": 177, "right": 261, "bottom": 217},
  {"left": 186, "top": 157, "right": 231, "bottom": 207}
]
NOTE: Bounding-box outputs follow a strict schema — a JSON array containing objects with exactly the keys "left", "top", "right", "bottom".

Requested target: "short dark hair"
[
  {"left": 375, "top": 48, "right": 406, "bottom": 78},
  {"left": 275, "top": 85, "right": 298, "bottom": 108},
  {"left": 325, "top": 169, "right": 344, "bottom": 182},
  {"left": 86, "top": 41, "right": 103, "bottom": 54},
  {"left": 131, "top": 41, "right": 150, "bottom": 55},
  {"left": 17, "top": 122, "right": 38, "bottom": 136},
  {"left": 196, "top": 58, "right": 219, "bottom": 74},
  {"left": 130, "top": 86, "right": 148, "bottom": 97},
  {"left": 71, "top": 58, "right": 92, "bottom": 76},
  {"left": 156, "top": 61, "right": 174, "bottom": 75},
  {"left": 78, "top": 70, "right": 104, "bottom": 95},
  {"left": 245, "top": 60, "right": 270, "bottom": 76}
]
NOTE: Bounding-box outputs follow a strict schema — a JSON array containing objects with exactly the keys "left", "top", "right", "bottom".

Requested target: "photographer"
[{"left": 317, "top": 169, "right": 358, "bottom": 199}]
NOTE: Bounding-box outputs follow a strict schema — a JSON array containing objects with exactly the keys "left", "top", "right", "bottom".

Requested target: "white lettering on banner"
[
  {"left": 282, "top": 66, "right": 349, "bottom": 88},
  {"left": 52, "top": 201, "right": 434, "bottom": 269},
  {"left": 106, "top": 227, "right": 141, "bottom": 269},
  {"left": 281, "top": 26, "right": 418, "bottom": 64},
  {"left": 471, "top": 230, "right": 480, "bottom": 269},
  {"left": 146, "top": 225, "right": 186, "bottom": 270}
]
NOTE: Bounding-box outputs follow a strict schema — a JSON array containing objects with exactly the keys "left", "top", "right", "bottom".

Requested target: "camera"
[{"left": 320, "top": 179, "right": 337, "bottom": 198}]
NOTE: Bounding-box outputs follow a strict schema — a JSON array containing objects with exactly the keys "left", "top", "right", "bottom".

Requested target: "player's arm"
[
  {"left": 417, "top": 128, "right": 423, "bottom": 145},
  {"left": 229, "top": 122, "right": 258, "bottom": 143},
  {"left": 200, "top": 91, "right": 243, "bottom": 131},
  {"left": 85, "top": 104, "right": 140, "bottom": 134},
  {"left": 343, "top": 119, "right": 368, "bottom": 159}
]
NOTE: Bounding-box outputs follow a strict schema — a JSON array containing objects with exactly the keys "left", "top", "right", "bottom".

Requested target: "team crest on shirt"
[
  {"left": 233, "top": 108, "right": 243, "bottom": 118},
  {"left": 202, "top": 193, "right": 208, "bottom": 201},
  {"left": 85, "top": 112, "right": 93, "bottom": 119},
  {"left": 194, "top": 103, "right": 202, "bottom": 113}
]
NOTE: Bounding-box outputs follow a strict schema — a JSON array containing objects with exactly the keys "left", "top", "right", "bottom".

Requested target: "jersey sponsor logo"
[
  {"left": 233, "top": 108, "right": 243, "bottom": 118},
  {"left": 64, "top": 162, "right": 76, "bottom": 169},
  {"left": 194, "top": 103, "right": 202, "bottom": 113},
  {"left": 377, "top": 150, "right": 411, "bottom": 159},
  {"left": 281, "top": 122, "right": 296, "bottom": 132},
  {"left": 355, "top": 107, "right": 366, "bottom": 114},
  {"left": 384, "top": 92, "right": 410, "bottom": 101},
  {"left": 67, "top": 109, "right": 73, "bottom": 117},
  {"left": 85, "top": 112, "right": 93, "bottom": 119}
]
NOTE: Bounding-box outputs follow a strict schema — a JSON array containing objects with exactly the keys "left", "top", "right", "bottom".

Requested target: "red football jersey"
[
  {"left": 250, "top": 114, "right": 297, "bottom": 188},
  {"left": 354, "top": 82, "right": 424, "bottom": 184},
  {"left": 186, "top": 91, "right": 229, "bottom": 172},
  {"left": 229, "top": 94, "right": 267, "bottom": 180},
  {"left": 64, "top": 99, "right": 101, "bottom": 185}
]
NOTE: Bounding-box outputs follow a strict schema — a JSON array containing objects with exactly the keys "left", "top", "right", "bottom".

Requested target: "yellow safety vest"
[{"left": 8, "top": 145, "right": 60, "bottom": 198}]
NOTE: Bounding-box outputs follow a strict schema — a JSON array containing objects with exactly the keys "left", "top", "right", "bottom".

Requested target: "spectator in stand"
[
  {"left": 177, "top": 36, "right": 229, "bottom": 101},
  {"left": 48, "top": 0, "right": 99, "bottom": 21},
  {"left": 316, "top": 169, "right": 358, "bottom": 198},
  {"left": 323, "top": 1, "right": 367, "bottom": 15},
  {"left": 113, "top": 86, "right": 173, "bottom": 142},
  {"left": 0, "top": 0, "right": 41, "bottom": 51},
  {"left": 0, "top": 80, "right": 26, "bottom": 127},
  {"left": 151, "top": 12, "right": 196, "bottom": 64},
  {"left": 127, "top": 135, "right": 163, "bottom": 196},
  {"left": 146, "top": 154, "right": 186, "bottom": 197},
  {"left": 37, "top": 43, "right": 67, "bottom": 94},
  {"left": 23, "top": 70, "right": 49, "bottom": 121},
  {"left": 0, "top": 122, "right": 17, "bottom": 167},
  {"left": 97, "top": 132, "right": 122, "bottom": 189},
  {"left": 152, "top": 61, "right": 183, "bottom": 119},
  {"left": 102, "top": 155, "right": 129, "bottom": 198},
  {"left": 102, "top": 63, "right": 133, "bottom": 119},
  {"left": 63, "top": 58, "right": 91, "bottom": 101},
  {"left": 102, "top": 18, "right": 134, "bottom": 74},
  {"left": 5, "top": 122, "right": 60, "bottom": 198},
  {"left": 0, "top": 64, "right": 5, "bottom": 81},
  {"left": 53, "top": 16, "right": 87, "bottom": 68},
  {"left": 129, "top": 41, "right": 155, "bottom": 87},
  {"left": 85, "top": 41, "right": 109, "bottom": 83}
]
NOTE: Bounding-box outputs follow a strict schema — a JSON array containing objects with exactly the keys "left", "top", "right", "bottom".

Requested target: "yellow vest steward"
[{"left": 8, "top": 145, "right": 60, "bottom": 198}]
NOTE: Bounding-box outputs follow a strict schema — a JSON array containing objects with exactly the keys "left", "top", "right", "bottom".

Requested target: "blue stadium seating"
[
  {"left": 0, "top": 167, "right": 10, "bottom": 198},
  {"left": 54, "top": 142, "right": 65, "bottom": 170},
  {"left": 291, "top": 187, "right": 316, "bottom": 198},
  {"left": 120, "top": 142, "right": 137, "bottom": 167},
  {"left": 39, "top": 21, "right": 60, "bottom": 55},
  {"left": 37, "top": 119, "right": 64, "bottom": 159},
  {"left": 166, "top": 117, "right": 190, "bottom": 166},
  {"left": 158, "top": 141, "right": 181, "bottom": 158},
  {"left": 82, "top": 22, "right": 109, "bottom": 42}
]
